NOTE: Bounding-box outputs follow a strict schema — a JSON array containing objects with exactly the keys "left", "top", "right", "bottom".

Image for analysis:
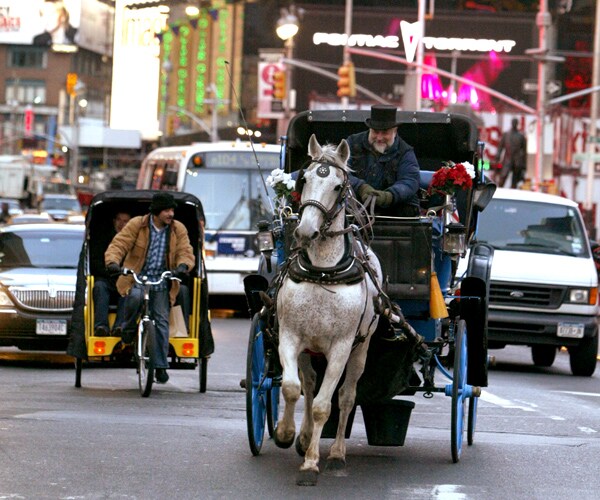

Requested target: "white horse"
[{"left": 274, "top": 134, "right": 383, "bottom": 486}]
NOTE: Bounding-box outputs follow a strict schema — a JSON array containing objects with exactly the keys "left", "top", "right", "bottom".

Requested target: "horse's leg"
[
  {"left": 297, "top": 342, "right": 353, "bottom": 485},
  {"left": 326, "top": 340, "right": 370, "bottom": 472},
  {"left": 274, "top": 332, "right": 301, "bottom": 449},
  {"left": 296, "top": 352, "right": 316, "bottom": 456}
]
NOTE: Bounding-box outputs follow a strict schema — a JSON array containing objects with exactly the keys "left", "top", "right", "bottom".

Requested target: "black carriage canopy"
[{"left": 67, "top": 190, "right": 214, "bottom": 360}]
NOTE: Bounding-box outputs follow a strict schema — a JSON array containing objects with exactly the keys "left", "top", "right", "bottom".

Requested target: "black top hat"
[{"left": 365, "top": 105, "right": 399, "bottom": 130}]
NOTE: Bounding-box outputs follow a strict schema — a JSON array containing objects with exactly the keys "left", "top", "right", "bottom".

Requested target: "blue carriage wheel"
[
  {"left": 451, "top": 319, "right": 468, "bottom": 463},
  {"left": 246, "top": 313, "right": 269, "bottom": 456},
  {"left": 267, "top": 385, "right": 280, "bottom": 438}
]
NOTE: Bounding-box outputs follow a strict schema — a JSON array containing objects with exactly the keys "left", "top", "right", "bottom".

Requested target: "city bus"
[{"left": 137, "top": 141, "right": 282, "bottom": 307}]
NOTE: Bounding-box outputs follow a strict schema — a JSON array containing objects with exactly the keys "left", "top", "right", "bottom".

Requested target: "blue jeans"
[
  {"left": 93, "top": 278, "right": 126, "bottom": 330},
  {"left": 121, "top": 285, "right": 171, "bottom": 369}
]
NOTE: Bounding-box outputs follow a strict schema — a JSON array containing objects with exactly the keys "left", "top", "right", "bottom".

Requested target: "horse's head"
[{"left": 294, "top": 134, "right": 350, "bottom": 248}]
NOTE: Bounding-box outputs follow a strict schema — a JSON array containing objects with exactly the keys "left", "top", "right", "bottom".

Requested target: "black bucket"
[{"left": 361, "top": 399, "right": 415, "bottom": 446}]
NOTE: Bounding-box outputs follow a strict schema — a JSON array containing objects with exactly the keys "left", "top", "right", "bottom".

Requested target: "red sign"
[{"left": 24, "top": 106, "right": 33, "bottom": 136}]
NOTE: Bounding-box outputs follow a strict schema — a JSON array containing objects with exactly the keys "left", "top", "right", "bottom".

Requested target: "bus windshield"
[{"left": 182, "top": 150, "right": 280, "bottom": 231}]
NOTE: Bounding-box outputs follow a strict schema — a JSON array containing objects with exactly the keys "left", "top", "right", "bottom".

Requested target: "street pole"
[
  {"left": 585, "top": 0, "right": 600, "bottom": 213},
  {"left": 341, "top": 0, "right": 352, "bottom": 109},
  {"left": 534, "top": 0, "right": 550, "bottom": 191},
  {"left": 414, "top": 0, "right": 425, "bottom": 111}
]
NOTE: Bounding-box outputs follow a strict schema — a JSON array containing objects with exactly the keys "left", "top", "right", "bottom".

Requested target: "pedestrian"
[
  {"left": 92, "top": 211, "right": 131, "bottom": 337},
  {"left": 105, "top": 192, "right": 195, "bottom": 384},
  {"left": 495, "top": 117, "right": 527, "bottom": 189},
  {"left": 347, "top": 104, "right": 421, "bottom": 216}
]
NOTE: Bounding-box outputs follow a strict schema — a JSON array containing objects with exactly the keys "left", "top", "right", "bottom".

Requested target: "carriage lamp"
[
  {"left": 256, "top": 221, "right": 274, "bottom": 253},
  {"left": 443, "top": 222, "right": 466, "bottom": 255}
]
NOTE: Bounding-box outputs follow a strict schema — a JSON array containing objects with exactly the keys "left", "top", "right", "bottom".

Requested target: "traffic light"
[
  {"left": 337, "top": 62, "right": 356, "bottom": 98},
  {"left": 272, "top": 70, "right": 286, "bottom": 100},
  {"left": 66, "top": 73, "right": 77, "bottom": 96}
]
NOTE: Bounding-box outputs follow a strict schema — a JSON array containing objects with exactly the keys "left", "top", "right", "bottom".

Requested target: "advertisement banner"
[
  {"left": 257, "top": 61, "right": 284, "bottom": 120},
  {"left": 0, "top": 0, "right": 81, "bottom": 48}
]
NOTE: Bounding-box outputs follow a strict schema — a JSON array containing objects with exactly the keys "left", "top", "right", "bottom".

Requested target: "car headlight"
[
  {"left": 568, "top": 288, "right": 597, "bottom": 305},
  {"left": 0, "top": 289, "right": 15, "bottom": 307}
]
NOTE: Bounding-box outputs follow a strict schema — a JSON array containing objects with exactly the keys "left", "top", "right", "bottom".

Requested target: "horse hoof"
[
  {"left": 273, "top": 426, "right": 294, "bottom": 449},
  {"left": 295, "top": 435, "right": 307, "bottom": 457},
  {"left": 325, "top": 457, "right": 346, "bottom": 472},
  {"left": 296, "top": 469, "right": 318, "bottom": 486}
]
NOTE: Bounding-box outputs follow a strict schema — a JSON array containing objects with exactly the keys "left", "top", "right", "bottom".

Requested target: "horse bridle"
[{"left": 295, "top": 157, "right": 350, "bottom": 237}]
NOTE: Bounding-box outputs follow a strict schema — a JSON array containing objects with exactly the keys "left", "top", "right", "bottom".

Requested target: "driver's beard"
[{"left": 371, "top": 141, "right": 389, "bottom": 154}]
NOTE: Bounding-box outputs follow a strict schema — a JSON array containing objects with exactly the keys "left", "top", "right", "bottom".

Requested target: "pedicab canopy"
[{"left": 67, "top": 190, "right": 214, "bottom": 360}]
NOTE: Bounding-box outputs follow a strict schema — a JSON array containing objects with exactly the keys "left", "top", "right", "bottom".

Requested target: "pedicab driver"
[
  {"left": 347, "top": 104, "right": 421, "bottom": 217},
  {"left": 105, "top": 192, "right": 195, "bottom": 384}
]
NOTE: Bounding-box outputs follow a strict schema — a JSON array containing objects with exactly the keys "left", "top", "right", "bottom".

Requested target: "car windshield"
[
  {"left": 476, "top": 199, "right": 589, "bottom": 257},
  {"left": 41, "top": 197, "right": 80, "bottom": 211},
  {"left": 0, "top": 229, "right": 83, "bottom": 268}
]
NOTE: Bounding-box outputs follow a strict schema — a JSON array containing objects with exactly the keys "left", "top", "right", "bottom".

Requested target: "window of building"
[
  {"left": 5, "top": 79, "right": 46, "bottom": 105},
  {"left": 7, "top": 46, "right": 47, "bottom": 68}
]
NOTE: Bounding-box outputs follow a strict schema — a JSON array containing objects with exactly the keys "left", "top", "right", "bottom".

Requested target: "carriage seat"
[{"left": 370, "top": 217, "right": 432, "bottom": 301}]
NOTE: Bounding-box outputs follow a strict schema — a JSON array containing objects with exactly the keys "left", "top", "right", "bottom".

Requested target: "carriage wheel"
[
  {"left": 467, "top": 395, "right": 478, "bottom": 446},
  {"left": 74, "top": 357, "right": 82, "bottom": 388},
  {"left": 198, "top": 357, "right": 208, "bottom": 393},
  {"left": 138, "top": 320, "right": 155, "bottom": 398},
  {"left": 451, "top": 319, "right": 468, "bottom": 463},
  {"left": 246, "top": 313, "right": 271, "bottom": 455},
  {"left": 266, "top": 385, "right": 280, "bottom": 438}
]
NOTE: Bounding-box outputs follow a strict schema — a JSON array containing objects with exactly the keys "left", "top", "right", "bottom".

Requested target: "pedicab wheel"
[
  {"left": 467, "top": 396, "right": 478, "bottom": 446},
  {"left": 451, "top": 319, "right": 468, "bottom": 463},
  {"left": 266, "top": 385, "right": 280, "bottom": 438},
  {"left": 138, "top": 320, "right": 155, "bottom": 398},
  {"left": 199, "top": 357, "right": 208, "bottom": 393},
  {"left": 74, "top": 357, "right": 82, "bottom": 388},
  {"left": 246, "top": 313, "right": 269, "bottom": 456}
]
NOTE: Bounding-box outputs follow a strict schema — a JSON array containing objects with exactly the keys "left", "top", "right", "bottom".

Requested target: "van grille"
[
  {"left": 10, "top": 289, "right": 75, "bottom": 312},
  {"left": 489, "top": 282, "right": 565, "bottom": 309}
]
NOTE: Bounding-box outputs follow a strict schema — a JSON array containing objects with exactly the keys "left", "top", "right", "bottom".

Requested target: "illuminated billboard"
[{"left": 0, "top": 0, "right": 111, "bottom": 55}]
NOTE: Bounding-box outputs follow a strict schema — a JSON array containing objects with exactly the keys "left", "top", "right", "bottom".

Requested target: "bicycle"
[{"left": 122, "top": 268, "right": 181, "bottom": 397}]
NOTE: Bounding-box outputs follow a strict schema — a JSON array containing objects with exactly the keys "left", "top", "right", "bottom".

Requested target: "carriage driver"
[
  {"left": 347, "top": 104, "right": 421, "bottom": 217},
  {"left": 105, "top": 192, "right": 195, "bottom": 384}
]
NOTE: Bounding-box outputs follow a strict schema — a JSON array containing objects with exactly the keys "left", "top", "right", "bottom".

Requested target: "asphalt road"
[{"left": 0, "top": 316, "right": 598, "bottom": 499}]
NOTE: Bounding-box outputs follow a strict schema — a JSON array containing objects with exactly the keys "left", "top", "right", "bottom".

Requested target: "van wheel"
[
  {"left": 568, "top": 334, "right": 598, "bottom": 377},
  {"left": 531, "top": 345, "right": 557, "bottom": 367}
]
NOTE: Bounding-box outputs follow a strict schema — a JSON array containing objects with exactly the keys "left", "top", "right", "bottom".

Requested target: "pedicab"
[
  {"left": 243, "top": 109, "right": 496, "bottom": 484},
  {"left": 67, "top": 190, "right": 214, "bottom": 395}
]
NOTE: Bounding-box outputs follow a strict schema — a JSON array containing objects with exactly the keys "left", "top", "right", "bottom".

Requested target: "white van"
[{"left": 461, "top": 188, "right": 599, "bottom": 376}]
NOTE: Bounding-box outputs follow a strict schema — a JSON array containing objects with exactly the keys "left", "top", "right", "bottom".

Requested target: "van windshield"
[{"left": 476, "top": 199, "right": 590, "bottom": 257}]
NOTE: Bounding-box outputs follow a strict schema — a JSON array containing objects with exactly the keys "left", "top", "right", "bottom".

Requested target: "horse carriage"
[
  {"left": 67, "top": 190, "right": 214, "bottom": 396},
  {"left": 243, "top": 109, "right": 496, "bottom": 485}
]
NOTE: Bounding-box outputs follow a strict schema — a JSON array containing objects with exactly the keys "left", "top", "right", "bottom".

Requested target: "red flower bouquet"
[{"left": 428, "top": 161, "right": 474, "bottom": 197}]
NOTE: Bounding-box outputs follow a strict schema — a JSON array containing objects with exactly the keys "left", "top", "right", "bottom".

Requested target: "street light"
[{"left": 276, "top": 5, "right": 302, "bottom": 137}]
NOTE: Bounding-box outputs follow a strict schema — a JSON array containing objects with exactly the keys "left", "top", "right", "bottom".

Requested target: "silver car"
[{"left": 0, "top": 223, "right": 84, "bottom": 351}]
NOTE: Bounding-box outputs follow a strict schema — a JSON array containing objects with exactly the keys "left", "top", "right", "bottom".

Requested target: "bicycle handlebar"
[{"left": 122, "top": 268, "right": 182, "bottom": 286}]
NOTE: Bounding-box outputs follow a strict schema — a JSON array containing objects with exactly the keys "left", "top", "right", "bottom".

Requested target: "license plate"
[
  {"left": 36, "top": 319, "right": 67, "bottom": 335},
  {"left": 557, "top": 322, "right": 584, "bottom": 338}
]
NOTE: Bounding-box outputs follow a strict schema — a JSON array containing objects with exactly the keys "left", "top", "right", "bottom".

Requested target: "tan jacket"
[{"left": 105, "top": 214, "right": 195, "bottom": 305}]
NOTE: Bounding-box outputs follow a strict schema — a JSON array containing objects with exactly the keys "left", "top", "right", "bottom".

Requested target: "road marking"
[
  {"left": 578, "top": 426, "right": 597, "bottom": 434},
  {"left": 554, "top": 390, "right": 600, "bottom": 397},
  {"left": 479, "top": 390, "right": 536, "bottom": 411}
]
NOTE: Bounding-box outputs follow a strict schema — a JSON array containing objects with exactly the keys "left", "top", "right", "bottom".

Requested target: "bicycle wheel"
[
  {"left": 451, "top": 319, "right": 468, "bottom": 463},
  {"left": 138, "top": 319, "right": 155, "bottom": 397},
  {"left": 246, "top": 313, "right": 270, "bottom": 456}
]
